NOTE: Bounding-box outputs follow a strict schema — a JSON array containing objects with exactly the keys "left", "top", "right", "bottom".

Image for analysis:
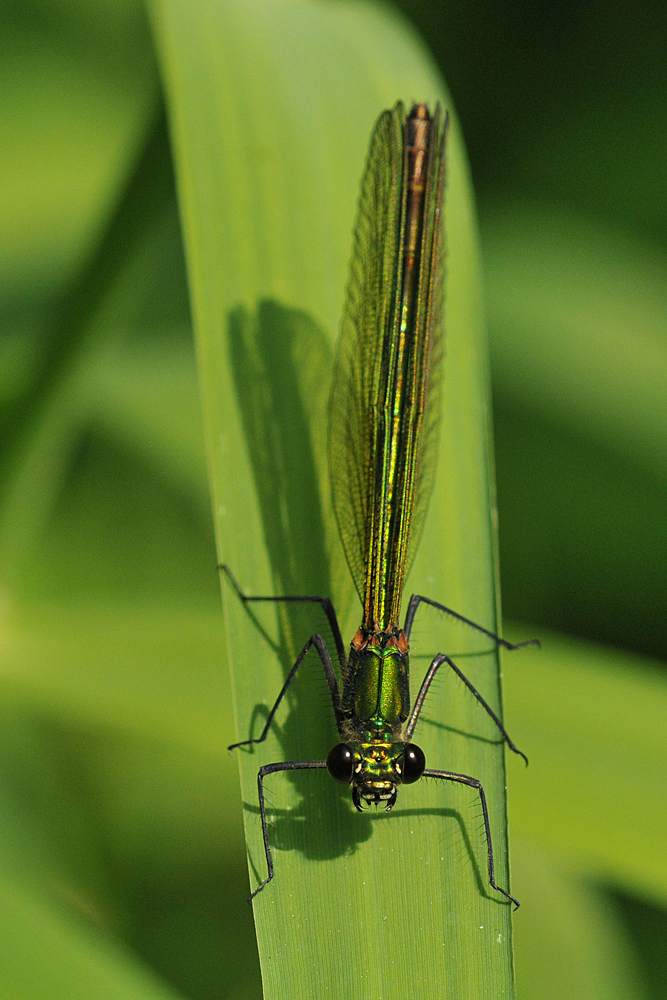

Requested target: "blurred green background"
[{"left": 1, "top": 1, "right": 666, "bottom": 998}]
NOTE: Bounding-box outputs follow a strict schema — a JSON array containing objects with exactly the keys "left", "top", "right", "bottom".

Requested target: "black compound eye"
[
  {"left": 326, "top": 743, "right": 356, "bottom": 783},
  {"left": 401, "top": 744, "right": 425, "bottom": 784}
]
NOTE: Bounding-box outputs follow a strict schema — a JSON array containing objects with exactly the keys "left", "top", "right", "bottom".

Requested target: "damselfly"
[{"left": 223, "top": 102, "right": 535, "bottom": 909}]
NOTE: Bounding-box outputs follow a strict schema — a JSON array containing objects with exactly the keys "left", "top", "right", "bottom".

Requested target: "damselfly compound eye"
[
  {"left": 326, "top": 744, "right": 355, "bottom": 782},
  {"left": 401, "top": 744, "right": 426, "bottom": 783}
]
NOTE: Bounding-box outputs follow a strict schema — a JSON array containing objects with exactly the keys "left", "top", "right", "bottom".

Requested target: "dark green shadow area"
[
  {"left": 227, "top": 299, "right": 336, "bottom": 734},
  {"left": 227, "top": 301, "right": 367, "bottom": 862},
  {"left": 228, "top": 301, "right": 331, "bottom": 601}
]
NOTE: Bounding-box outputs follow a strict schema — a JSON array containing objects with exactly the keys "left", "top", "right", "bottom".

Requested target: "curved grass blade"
[{"left": 149, "top": 1, "right": 516, "bottom": 997}]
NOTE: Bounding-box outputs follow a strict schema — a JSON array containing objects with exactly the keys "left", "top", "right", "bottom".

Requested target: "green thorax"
[{"left": 340, "top": 627, "right": 410, "bottom": 743}]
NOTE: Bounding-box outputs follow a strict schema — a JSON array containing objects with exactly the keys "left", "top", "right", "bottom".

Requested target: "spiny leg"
[
  {"left": 423, "top": 768, "right": 519, "bottom": 909},
  {"left": 404, "top": 592, "right": 539, "bottom": 651},
  {"left": 405, "top": 653, "right": 528, "bottom": 764},
  {"left": 252, "top": 760, "right": 327, "bottom": 902},
  {"left": 219, "top": 563, "right": 346, "bottom": 666},
  {"left": 228, "top": 633, "right": 341, "bottom": 751}
]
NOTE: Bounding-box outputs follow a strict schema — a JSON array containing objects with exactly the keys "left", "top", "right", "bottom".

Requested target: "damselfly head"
[{"left": 326, "top": 741, "right": 426, "bottom": 811}]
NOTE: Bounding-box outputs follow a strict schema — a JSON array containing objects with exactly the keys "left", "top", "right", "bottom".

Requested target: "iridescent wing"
[
  {"left": 329, "top": 103, "right": 447, "bottom": 629},
  {"left": 328, "top": 103, "right": 406, "bottom": 607}
]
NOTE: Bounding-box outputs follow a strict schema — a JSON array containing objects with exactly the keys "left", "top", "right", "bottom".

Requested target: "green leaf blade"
[{"left": 151, "top": 1, "right": 514, "bottom": 997}]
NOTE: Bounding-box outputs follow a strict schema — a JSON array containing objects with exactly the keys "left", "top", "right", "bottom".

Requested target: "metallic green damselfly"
[{"left": 224, "top": 102, "right": 535, "bottom": 909}]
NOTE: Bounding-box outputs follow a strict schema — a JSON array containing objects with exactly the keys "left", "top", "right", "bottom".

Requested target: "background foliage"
[{"left": 1, "top": 1, "right": 666, "bottom": 998}]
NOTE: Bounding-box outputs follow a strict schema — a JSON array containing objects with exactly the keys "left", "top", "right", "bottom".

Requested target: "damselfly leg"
[
  {"left": 423, "top": 769, "right": 520, "bottom": 909},
  {"left": 405, "top": 652, "right": 528, "bottom": 764},
  {"left": 404, "top": 592, "right": 540, "bottom": 651},
  {"left": 252, "top": 761, "right": 328, "bottom": 902},
  {"left": 220, "top": 563, "right": 346, "bottom": 666},
  {"left": 227, "top": 632, "right": 342, "bottom": 752}
]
